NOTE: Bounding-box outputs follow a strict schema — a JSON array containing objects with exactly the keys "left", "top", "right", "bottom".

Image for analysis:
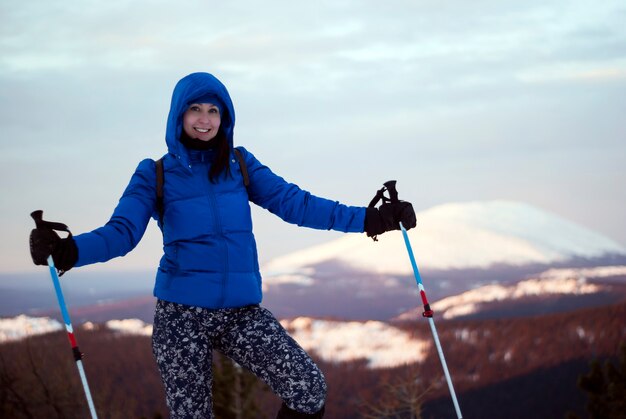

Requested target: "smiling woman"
[
  {"left": 27, "top": 71, "right": 416, "bottom": 418},
  {"left": 183, "top": 103, "right": 222, "bottom": 142}
]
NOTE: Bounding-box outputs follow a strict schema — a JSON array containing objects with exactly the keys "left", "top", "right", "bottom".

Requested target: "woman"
[{"left": 29, "top": 72, "right": 416, "bottom": 418}]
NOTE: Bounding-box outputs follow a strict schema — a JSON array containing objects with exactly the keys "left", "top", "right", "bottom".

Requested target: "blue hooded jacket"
[{"left": 73, "top": 72, "right": 366, "bottom": 309}]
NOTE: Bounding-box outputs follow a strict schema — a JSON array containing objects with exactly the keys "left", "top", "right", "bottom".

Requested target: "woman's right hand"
[{"left": 30, "top": 211, "right": 78, "bottom": 274}]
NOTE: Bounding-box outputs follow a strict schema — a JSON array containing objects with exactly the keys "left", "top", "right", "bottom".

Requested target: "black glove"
[
  {"left": 30, "top": 211, "right": 78, "bottom": 275},
  {"left": 364, "top": 181, "right": 417, "bottom": 240}
]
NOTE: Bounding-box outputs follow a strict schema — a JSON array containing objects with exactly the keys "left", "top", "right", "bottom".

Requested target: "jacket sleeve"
[
  {"left": 239, "top": 147, "right": 366, "bottom": 233},
  {"left": 73, "top": 159, "right": 157, "bottom": 267}
]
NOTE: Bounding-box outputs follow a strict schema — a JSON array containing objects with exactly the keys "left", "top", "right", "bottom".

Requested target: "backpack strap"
[
  {"left": 155, "top": 158, "right": 164, "bottom": 225},
  {"left": 233, "top": 147, "right": 249, "bottom": 187}
]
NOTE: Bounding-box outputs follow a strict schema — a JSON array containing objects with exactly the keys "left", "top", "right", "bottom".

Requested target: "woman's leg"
[
  {"left": 216, "top": 306, "right": 326, "bottom": 416},
  {"left": 152, "top": 300, "right": 214, "bottom": 419},
  {"left": 276, "top": 402, "right": 326, "bottom": 418}
]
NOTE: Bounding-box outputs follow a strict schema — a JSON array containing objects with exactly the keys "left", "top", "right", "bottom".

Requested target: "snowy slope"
[
  {"left": 280, "top": 317, "right": 430, "bottom": 368},
  {"left": 262, "top": 201, "right": 625, "bottom": 279},
  {"left": 394, "top": 265, "right": 626, "bottom": 320}
]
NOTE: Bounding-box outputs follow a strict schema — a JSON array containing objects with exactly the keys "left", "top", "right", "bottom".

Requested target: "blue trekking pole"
[
  {"left": 378, "top": 182, "right": 463, "bottom": 419},
  {"left": 31, "top": 211, "right": 99, "bottom": 419}
]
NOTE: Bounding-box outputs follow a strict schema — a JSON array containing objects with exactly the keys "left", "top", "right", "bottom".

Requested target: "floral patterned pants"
[{"left": 152, "top": 299, "right": 327, "bottom": 418}]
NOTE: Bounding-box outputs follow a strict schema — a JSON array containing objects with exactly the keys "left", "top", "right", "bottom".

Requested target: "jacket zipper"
[{"left": 205, "top": 170, "right": 228, "bottom": 307}]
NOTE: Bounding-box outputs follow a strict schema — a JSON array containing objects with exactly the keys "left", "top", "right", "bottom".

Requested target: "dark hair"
[{"left": 209, "top": 130, "right": 231, "bottom": 183}]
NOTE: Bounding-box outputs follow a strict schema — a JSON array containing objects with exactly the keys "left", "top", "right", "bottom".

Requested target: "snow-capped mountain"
[
  {"left": 258, "top": 201, "right": 625, "bottom": 321},
  {"left": 262, "top": 201, "right": 625, "bottom": 280}
]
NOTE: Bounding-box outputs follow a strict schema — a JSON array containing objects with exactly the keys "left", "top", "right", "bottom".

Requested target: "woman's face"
[{"left": 182, "top": 103, "right": 221, "bottom": 141}]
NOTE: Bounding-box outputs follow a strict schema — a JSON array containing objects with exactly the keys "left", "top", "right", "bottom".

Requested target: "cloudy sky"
[{"left": 1, "top": 0, "right": 625, "bottom": 274}]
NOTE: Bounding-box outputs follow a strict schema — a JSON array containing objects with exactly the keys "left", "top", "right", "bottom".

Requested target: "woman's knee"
[{"left": 284, "top": 364, "right": 327, "bottom": 414}]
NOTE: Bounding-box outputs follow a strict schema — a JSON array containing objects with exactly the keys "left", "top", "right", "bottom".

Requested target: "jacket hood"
[{"left": 165, "top": 72, "right": 236, "bottom": 166}]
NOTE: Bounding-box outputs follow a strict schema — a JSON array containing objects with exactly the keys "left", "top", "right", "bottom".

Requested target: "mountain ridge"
[{"left": 262, "top": 200, "right": 625, "bottom": 280}]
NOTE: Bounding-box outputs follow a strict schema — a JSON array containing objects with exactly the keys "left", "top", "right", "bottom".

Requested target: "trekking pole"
[
  {"left": 31, "top": 211, "right": 99, "bottom": 419},
  {"left": 381, "top": 182, "right": 463, "bottom": 419}
]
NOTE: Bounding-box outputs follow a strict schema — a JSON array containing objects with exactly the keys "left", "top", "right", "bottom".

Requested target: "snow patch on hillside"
[
  {"left": 395, "top": 265, "right": 624, "bottom": 320},
  {"left": 538, "top": 266, "right": 626, "bottom": 281},
  {"left": 106, "top": 319, "right": 153, "bottom": 336},
  {"left": 263, "top": 201, "right": 626, "bottom": 279},
  {"left": 280, "top": 317, "right": 430, "bottom": 368},
  {"left": 0, "top": 315, "right": 63, "bottom": 342},
  {"left": 0, "top": 316, "right": 156, "bottom": 343},
  {"left": 432, "top": 277, "right": 601, "bottom": 320}
]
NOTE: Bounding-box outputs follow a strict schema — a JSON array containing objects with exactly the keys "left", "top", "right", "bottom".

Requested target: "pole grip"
[
  {"left": 31, "top": 210, "right": 44, "bottom": 228},
  {"left": 383, "top": 180, "right": 399, "bottom": 203},
  {"left": 30, "top": 210, "right": 72, "bottom": 235}
]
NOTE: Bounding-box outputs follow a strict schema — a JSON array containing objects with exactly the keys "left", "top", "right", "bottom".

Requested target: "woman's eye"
[
  {"left": 209, "top": 108, "right": 219, "bottom": 114},
  {"left": 189, "top": 105, "right": 201, "bottom": 111}
]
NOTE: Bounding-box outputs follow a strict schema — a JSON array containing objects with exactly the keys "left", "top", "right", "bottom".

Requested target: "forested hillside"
[{"left": 1, "top": 301, "right": 624, "bottom": 418}]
